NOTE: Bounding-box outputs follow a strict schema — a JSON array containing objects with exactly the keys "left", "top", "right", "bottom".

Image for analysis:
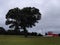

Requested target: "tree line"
[{"left": 0, "top": 27, "right": 43, "bottom": 36}]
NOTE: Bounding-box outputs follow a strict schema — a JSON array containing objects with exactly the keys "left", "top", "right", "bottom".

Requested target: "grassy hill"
[{"left": 0, "top": 35, "right": 60, "bottom": 45}]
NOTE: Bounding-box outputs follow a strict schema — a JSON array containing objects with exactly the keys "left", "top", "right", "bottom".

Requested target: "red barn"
[
  {"left": 47, "top": 31, "right": 59, "bottom": 37},
  {"left": 52, "top": 34, "right": 59, "bottom": 37}
]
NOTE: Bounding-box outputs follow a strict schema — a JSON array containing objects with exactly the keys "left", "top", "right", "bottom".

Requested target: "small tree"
[{"left": 0, "top": 27, "right": 6, "bottom": 34}]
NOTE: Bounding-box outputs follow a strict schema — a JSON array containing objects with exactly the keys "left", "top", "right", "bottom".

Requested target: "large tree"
[{"left": 6, "top": 7, "right": 41, "bottom": 37}]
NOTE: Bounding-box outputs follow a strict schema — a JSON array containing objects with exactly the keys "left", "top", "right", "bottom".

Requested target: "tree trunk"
[
  {"left": 14, "top": 20, "right": 20, "bottom": 34},
  {"left": 14, "top": 25, "right": 20, "bottom": 34},
  {"left": 23, "top": 27, "right": 28, "bottom": 37}
]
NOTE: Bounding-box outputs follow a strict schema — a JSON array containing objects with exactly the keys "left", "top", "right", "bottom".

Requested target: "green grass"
[{"left": 0, "top": 35, "right": 60, "bottom": 45}]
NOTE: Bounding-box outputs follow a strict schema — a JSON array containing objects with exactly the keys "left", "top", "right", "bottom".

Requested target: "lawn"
[{"left": 0, "top": 35, "right": 60, "bottom": 45}]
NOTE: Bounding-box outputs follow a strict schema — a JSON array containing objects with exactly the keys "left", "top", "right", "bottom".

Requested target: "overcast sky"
[{"left": 0, "top": 0, "right": 60, "bottom": 34}]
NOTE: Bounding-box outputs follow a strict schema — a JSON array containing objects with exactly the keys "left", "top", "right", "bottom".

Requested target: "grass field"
[{"left": 0, "top": 35, "right": 60, "bottom": 45}]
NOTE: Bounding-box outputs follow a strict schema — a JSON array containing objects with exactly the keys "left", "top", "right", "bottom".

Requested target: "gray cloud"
[{"left": 0, "top": 0, "right": 60, "bottom": 34}]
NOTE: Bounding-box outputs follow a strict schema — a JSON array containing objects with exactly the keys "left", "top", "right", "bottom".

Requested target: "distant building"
[{"left": 45, "top": 31, "right": 59, "bottom": 37}]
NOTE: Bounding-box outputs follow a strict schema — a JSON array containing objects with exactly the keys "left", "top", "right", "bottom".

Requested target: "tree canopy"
[{"left": 6, "top": 7, "right": 41, "bottom": 37}]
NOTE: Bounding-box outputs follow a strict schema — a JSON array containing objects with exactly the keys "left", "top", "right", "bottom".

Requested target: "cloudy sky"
[{"left": 0, "top": 0, "right": 60, "bottom": 34}]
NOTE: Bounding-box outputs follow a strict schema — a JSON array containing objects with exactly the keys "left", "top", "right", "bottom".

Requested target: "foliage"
[
  {"left": 0, "top": 27, "right": 6, "bottom": 34},
  {"left": 6, "top": 7, "right": 41, "bottom": 37}
]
